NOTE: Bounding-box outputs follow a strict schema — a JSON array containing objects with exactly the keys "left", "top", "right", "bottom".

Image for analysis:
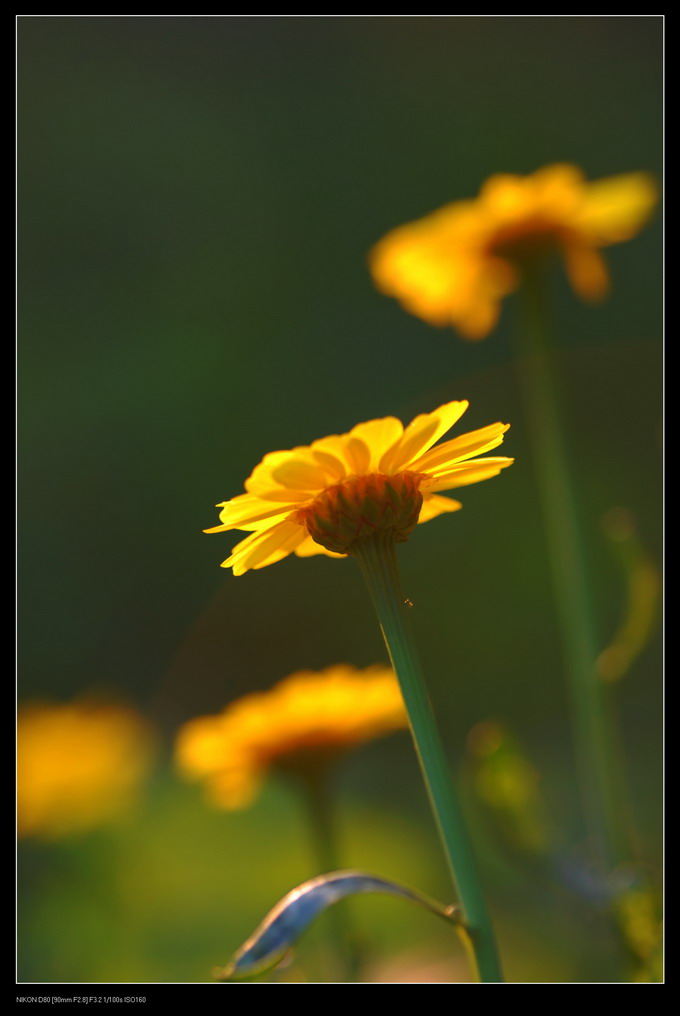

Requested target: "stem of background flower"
[
  {"left": 297, "top": 768, "right": 362, "bottom": 981},
  {"left": 514, "top": 263, "right": 631, "bottom": 877},
  {"left": 353, "top": 534, "right": 503, "bottom": 984}
]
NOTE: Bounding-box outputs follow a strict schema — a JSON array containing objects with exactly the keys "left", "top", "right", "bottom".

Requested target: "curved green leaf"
[{"left": 215, "top": 869, "right": 460, "bottom": 981}]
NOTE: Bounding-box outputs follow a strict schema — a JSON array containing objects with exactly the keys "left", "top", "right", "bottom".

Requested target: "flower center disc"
[
  {"left": 297, "top": 472, "right": 425, "bottom": 554},
  {"left": 488, "top": 217, "right": 565, "bottom": 262}
]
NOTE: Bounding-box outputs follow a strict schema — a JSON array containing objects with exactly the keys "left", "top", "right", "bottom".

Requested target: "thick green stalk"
[
  {"left": 353, "top": 534, "right": 503, "bottom": 983},
  {"left": 514, "top": 264, "right": 630, "bottom": 872}
]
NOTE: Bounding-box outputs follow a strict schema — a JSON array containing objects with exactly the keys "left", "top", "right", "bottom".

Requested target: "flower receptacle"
[{"left": 297, "top": 472, "right": 424, "bottom": 555}]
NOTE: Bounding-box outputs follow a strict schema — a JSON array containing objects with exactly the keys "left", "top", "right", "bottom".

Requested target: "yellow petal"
[
  {"left": 223, "top": 520, "right": 306, "bottom": 575},
  {"left": 412, "top": 422, "right": 510, "bottom": 474},
  {"left": 479, "top": 172, "right": 536, "bottom": 219},
  {"left": 370, "top": 205, "right": 489, "bottom": 329},
  {"left": 294, "top": 534, "right": 347, "bottom": 559},
  {"left": 207, "top": 493, "right": 295, "bottom": 531},
  {"left": 208, "top": 766, "right": 264, "bottom": 810},
  {"left": 250, "top": 527, "right": 309, "bottom": 570},
  {"left": 271, "top": 458, "right": 334, "bottom": 491},
  {"left": 311, "top": 434, "right": 371, "bottom": 475},
  {"left": 220, "top": 528, "right": 269, "bottom": 566},
  {"left": 175, "top": 716, "right": 231, "bottom": 775},
  {"left": 417, "top": 493, "right": 463, "bottom": 523},
  {"left": 424, "top": 456, "right": 515, "bottom": 491},
  {"left": 532, "top": 163, "right": 585, "bottom": 187},
  {"left": 310, "top": 448, "right": 346, "bottom": 481},
  {"left": 235, "top": 514, "right": 298, "bottom": 534},
  {"left": 344, "top": 437, "right": 372, "bottom": 474},
  {"left": 531, "top": 163, "right": 585, "bottom": 216},
  {"left": 379, "top": 415, "right": 439, "bottom": 474},
  {"left": 245, "top": 449, "right": 326, "bottom": 501},
  {"left": 349, "top": 417, "right": 403, "bottom": 470},
  {"left": 243, "top": 487, "right": 313, "bottom": 503},
  {"left": 563, "top": 243, "right": 610, "bottom": 302},
  {"left": 480, "top": 165, "right": 584, "bottom": 226},
  {"left": 379, "top": 400, "right": 469, "bottom": 473},
  {"left": 576, "top": 172, "right": 658, "bottom": 245},
  {"left": 454, "top": 293, "right": 505, "bottom": 340}
]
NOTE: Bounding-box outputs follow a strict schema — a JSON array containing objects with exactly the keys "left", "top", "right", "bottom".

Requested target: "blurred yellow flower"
[
  {"left": 175, "top": 665, "right": 408, "bottom": 809},
  {"left": 206, "top": 400, "right": 513, "bottom": 574},
  {"left": 18, "top": 698, "right": 156, "bottom": 840},
  {"left": 370, "top": 164, "right": 658, "bottom": 339}
]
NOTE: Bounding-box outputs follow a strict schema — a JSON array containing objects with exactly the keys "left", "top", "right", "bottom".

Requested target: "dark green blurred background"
[{"left": 18, "top": 16, "right": 662, "bottom": 983}]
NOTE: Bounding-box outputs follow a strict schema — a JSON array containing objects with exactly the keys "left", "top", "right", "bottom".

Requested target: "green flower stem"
[
  {"left": 300, "top": 766, "right": 343, "bottom": 875},
  {"left": 353, "top": 534, "right": 503, "bottom": 983},
  {"left": 298, "top": 767, "right": 361, "bottom": 981},
  {"left": 514, "top": 263, "right": 630, "bottom": 872}
]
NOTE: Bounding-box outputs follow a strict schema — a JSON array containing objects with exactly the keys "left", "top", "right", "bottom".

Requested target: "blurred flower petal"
[
  {"left": 176, "top": 665, "right": 408, "bottom": 810},
  {"left": 370, "top": 164, "right": 657, "bottom": 338},
  {"left": 18, "top": 697, "right": 156, "bottom": 840}
]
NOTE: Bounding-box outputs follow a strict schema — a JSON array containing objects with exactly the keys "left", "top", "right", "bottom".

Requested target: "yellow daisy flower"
[
  {"left": 370, "top": 163, "right": 658, "bottom": 339},
  {"left": 18, "top": 698, "right": 156, "bottom": 840},
  {"left": 175, "top": 664, "right": 408, "bottom": 809},
  {"left": 206, "top": 400, "right": 513, "bottom": 574}
]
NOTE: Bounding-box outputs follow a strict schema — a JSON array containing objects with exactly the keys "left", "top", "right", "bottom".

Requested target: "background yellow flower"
[
  {"left": 18, "top": 698, "right": 156, "bottom": 840},
  {"left": 370, "top": 164, "right": 657, "bottom": 339},
  {"left": 206, "top": 400, "right": 512, "bottom": 573},
  {"left": 175, "top": 665, "right": 408, "bottom": 809}
]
